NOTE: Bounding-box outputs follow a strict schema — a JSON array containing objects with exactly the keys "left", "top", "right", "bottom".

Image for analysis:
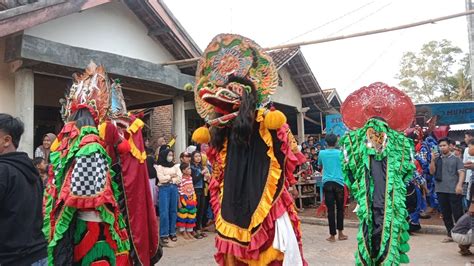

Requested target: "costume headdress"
[
  {"left": 61, "top": 62, "right": 111, "bottom": 124},
  {"left": 341, "top": 82, "right": 415, "bottom": 131},
  {"left": 194, "top": 34, "right": 279, "bottom": 127},
  {"left": 192, "top": 34, "right": 285, "bottom": 143}
]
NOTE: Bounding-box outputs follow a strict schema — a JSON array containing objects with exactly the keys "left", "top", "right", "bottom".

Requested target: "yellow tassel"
[
  {"left": 192, "top": 126, "right": 211, "bottom": 144},
  {"left": 264, "top": 107, "right": 287, "bottom": 130},
  {"left": 98, "top": 122, "right": 107, "bottom": 140},
  {"left": 50, "top": 138, "right": 60, "bottom": 152}
]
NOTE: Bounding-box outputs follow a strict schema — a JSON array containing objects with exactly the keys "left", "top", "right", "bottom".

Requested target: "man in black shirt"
[{"left": 0, "top": 114, "right": 47, "bottom": 265}]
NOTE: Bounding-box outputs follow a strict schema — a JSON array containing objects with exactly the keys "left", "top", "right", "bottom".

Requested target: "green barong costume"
[{"left": 339, "top": 82, "right": 416, "bottom": 265}]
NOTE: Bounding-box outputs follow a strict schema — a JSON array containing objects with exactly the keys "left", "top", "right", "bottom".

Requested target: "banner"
[
  {"left": 415, "top": 102, "right": 474, "bottom": 125},
  {"left": 325, "top": 114, "right": 348, "bottom": 137}
]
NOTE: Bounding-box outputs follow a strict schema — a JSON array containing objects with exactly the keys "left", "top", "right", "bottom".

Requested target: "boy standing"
[
  {"left": 0, "top": 114, "right": 47, "bottom": 265},
  {"left": 318, "top": 134, "right": 348, "bottom": 242},
  {"left": 430, "top": 137, "right": 465, "bottom": 243}
]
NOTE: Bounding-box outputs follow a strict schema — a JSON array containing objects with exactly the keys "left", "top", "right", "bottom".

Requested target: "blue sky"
[{"left": 164, "top": 0, "right": 470, "bottom": 99}]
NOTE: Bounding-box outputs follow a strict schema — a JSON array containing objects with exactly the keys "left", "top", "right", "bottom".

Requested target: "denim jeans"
[
  {"left": 159, "top": 184, "right": 178, "bottom": 238},
  {"left": 31, "top": 257, "right": 48, "bottom": 266}
]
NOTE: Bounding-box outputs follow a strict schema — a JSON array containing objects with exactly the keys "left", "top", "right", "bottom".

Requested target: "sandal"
[
  {"left": 194, "top": 233, "right": 203, "bottom": 239},
  {"left": 160, "top": 237, "right": 169, "bottom": 246},
  {"left": 169, "top": 235, "right": 178, "bottom": 242},
  {"left": 200, "top": 232, "right": 208, "bottom": 238}
]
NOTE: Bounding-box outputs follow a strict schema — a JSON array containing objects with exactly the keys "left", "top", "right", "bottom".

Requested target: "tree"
[
  {"left": 443, "top": 54, "right": 471, "bottom": 101},
  {"left": 396, "top": 39, "right": 463, "bottom": 103}
]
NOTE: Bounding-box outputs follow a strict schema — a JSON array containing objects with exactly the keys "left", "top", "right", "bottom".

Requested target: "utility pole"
[{"left": 466, "top": 0, "right": 474, "bottom": 99}]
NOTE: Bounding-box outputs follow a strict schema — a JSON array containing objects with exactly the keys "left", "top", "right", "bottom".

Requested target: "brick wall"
[{"left": 149, "top": 105, "right": 173, "bottom": 149}]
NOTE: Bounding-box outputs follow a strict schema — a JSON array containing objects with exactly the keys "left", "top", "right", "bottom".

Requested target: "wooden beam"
[
  {"left": 148, "top": 26, "right": 171, "bottom": 36},
  {"left": 301, "top": 92, "right": 323, "bottom": 98},
  {"left": 9, "top": 35, "right": 194, "bottom": 92},
  {"left": 304, "top": 115, "right": 321, "bottom": 126},
  {"left": 0, "top": 0, "right": 111, "bottom": 38}
]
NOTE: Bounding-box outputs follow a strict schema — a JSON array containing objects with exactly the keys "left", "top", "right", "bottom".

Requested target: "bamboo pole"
[{"left": 161, "top": 9, "right": 474, "bottom": 66}]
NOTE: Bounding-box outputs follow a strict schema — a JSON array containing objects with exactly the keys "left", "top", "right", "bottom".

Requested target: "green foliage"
[{"left": 396, "top": 39, "right": 471, "bottom": 103}]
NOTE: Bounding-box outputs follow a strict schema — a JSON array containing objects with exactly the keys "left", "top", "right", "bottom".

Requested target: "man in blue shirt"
[{"left": 318, "top": 134, "right": 348, "bottom": 242}]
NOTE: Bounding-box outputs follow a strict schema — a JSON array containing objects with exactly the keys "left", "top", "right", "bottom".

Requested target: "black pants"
[
  {"left": 195, "top": 188, "right": 206, "bottom": 230},
  {"left": 437, "top": 192, "right": 464, "bottom": 237},
  {"left": 324, "top": 181, "right": 345, "bottom": 235}
]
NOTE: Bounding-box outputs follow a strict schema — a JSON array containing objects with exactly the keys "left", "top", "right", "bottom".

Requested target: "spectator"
[
  {"left": 318, "top": 134, "right": 348, "bottom": 242},
  {"left": 32, "top": 157, "right": 48, "bottom": 187},
  {"left": 430, "top": 137, "right": 465, "bottom": 243},
  {"left": 311, "top": 153, "right": 320, "bottom": 172},
  {"left": 34, "top": 133, "right": 56, "bottom": 164},
  {"left": 0, "top": 114, "right": 47, "bottom": 265},
  {"left": 316, "top": 133, "right": 327, "bottom": 149},
  {"left": 155, "top": 148, "right": 182, "bottom": 246},
  {"left": 451, "top": 212, "right": 473, "bottom": 256},
  {"left": 191, "top": 151, "right": 210, "bottom": 239},
  {"left": 310, "top": 147, "right": 317, "bottom": 155},
  {"left": 454, "top": 145, "right": 464, "bottom": 159},
  {"left": 307, "top": 136, "right": 316, "bottom": 148},
  {"left": 180, "top": 151, "right": 191, "bottom": 164},
  {"left": 145, "top": 147, "right": 158, "bottom": 205},
  {"left": 177, "top": 163, "right": 198, "bottom": 241},
  {"left": 296, "top": 153, "right": 313, "bottom": 182},
  {"left": 316, "top": 143, "right": 323, "bottom": 151},
  {"left": 464, "top": 133, "right": 474, "bottom": 208},
  {"left": 301, "top": 142, "right": 308, "bottom": 152}
]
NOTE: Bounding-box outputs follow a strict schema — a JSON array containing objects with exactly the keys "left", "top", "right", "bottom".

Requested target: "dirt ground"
[{"left": 298, "top": 200, "right": 446, "bottom": 226}]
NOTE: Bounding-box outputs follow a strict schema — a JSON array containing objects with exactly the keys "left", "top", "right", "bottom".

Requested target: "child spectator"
[
  {"left": 177, "top": 163, "right": 198, "bottom": 240},
  {"left": 32, "top": 157, "right": 48, "bottom": 187}
]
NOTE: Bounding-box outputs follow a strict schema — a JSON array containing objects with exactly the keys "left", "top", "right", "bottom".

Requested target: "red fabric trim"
[
  {"left": 91, "top": 260, "right": 111, "bottom": 266},
  {"left": 276, "top": 124, "right": 306, "bottom": 186},
  {"left": 116, "top": 253, "right": 130, "bottom": 266},
  {"left": 213, "top": 190, "right": 307, "bottom": 265},
  {"left": 74, "top": 222, "right": 100, "bottom": 262},
  {"left": 104, "top": 224, "right": 118, "bottom": 251},
  {"left": 79, "top": 134, "right": 104, "bottom": 148},
  {"left": 176, "top": 222, "right": 196, "bottom": 229}
]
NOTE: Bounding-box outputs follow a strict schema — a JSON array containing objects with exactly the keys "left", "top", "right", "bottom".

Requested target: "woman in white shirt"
[{"left": 155, "top": 148, "right": 182, "bottom": 246}]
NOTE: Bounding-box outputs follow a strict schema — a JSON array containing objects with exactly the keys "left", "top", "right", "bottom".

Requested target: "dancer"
[
  {"left": 43, "top": 62, "right": 161, "bottom": 265},
  {"left": 340, "top": 82, "right": 416, "bottom": 265},
  {"left": 191, "top": 34, "right": 306, "bottom": 265}
]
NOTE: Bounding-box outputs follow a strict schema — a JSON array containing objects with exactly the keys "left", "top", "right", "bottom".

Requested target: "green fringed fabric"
[
  {"left": 74, "top": 219, "right": 88, "bottom": 244},
  {"left": 97, "top": 206, "right": 130, "bottom": 253},
  {"left": 47, "top": 206, "right": 76, "bottom": 266},
  {"left": 44, "top": 126, "right": 130, "bottom": 264},
  {"left": 42, "top": 188, "right": 54, "bottom": 240},
  {"left": 340, "top": 119, "right": 415, "bottom": 266},
  {"left": 80, "top": 241, "right": 117, "bottom": 266}
]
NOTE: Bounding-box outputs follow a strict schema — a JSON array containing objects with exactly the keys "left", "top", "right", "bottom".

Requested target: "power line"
[
  {"left": 280, "top": 1, "right": 376, "bottom": 44},
  {"left": 162, "top": 9, "right": 474, "bottom": 66},
  {"left": 327, "top": 2, "right": 392, "bottom": 37}
]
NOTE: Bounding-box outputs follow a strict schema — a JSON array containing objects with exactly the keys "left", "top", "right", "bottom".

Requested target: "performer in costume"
[
  {"left": 191, "top": 34, "right": 307, "bottom": 265},
  {"left": 340, "top": 82, "right": 416, "bottom": 265},
  {"left": 43, "top": 62, "right": 161, "bottom": 265}
]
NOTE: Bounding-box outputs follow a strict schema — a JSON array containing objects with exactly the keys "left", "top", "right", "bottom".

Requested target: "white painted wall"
[
  {"left": 25, "top": 1, "right": 178, "bottom": 70},
  {"left": 0, "top": 38, "right": 16, "bottom": 114},
  {"left": 272, "top": 67, "right": 302, "bottom": 109}
]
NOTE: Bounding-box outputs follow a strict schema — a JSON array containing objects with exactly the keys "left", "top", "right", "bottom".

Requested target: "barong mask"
[
  {"left": 61, "top": 62, "right": 111, "bottom": 125},
  {"left": 194, "top": 34, "right": 278, "bottom": 128}
]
